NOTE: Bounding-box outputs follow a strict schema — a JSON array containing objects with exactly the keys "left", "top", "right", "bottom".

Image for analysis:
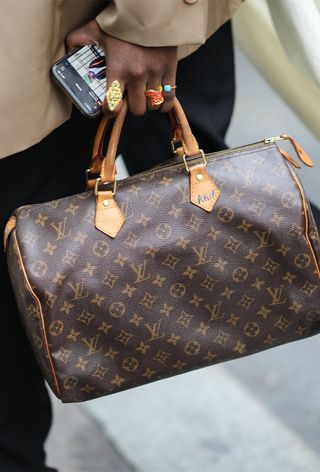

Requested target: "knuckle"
[
  {"left": 107, "top": 65, "right": 123, "bottom": 80},
  {"left": 128, "top": 64, "right": 145, "bottom": 80},
  {"left": 65, "top": 32, "right": 76, "bottom": 47},
  {"left": 150, "top": 63, "right": 163, "bottom": 76}
]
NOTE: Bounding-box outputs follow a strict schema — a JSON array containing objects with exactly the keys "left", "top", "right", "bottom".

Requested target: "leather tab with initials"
[
  {"left": 95, "top": 190, "right": 125, "bottom": 238},
  {"left": 189, "top": 163, "right": 220, "bottom": 212}
]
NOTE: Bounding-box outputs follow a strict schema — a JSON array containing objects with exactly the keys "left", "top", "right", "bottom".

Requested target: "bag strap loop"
[{"left": 88, "top": 98, "right": 200, "bottom": 187}]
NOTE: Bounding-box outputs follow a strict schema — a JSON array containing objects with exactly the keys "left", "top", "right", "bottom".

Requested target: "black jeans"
[{"left": 0, "top": 21, "right": 238, "bottom": 471}]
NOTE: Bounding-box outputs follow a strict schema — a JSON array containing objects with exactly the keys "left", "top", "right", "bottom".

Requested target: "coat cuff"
[{"left": 96, "top": 0, "right": 208, "bottom": 47}]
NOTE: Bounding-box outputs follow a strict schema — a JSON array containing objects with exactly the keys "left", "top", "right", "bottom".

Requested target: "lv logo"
[
  {"left": 266, "top": 285, "right": 287, "bottom": 305},
  {"left": 145, "top": 320, "right": 166, "bottom": 341},
  {"left": 81, "top": 334, "right": 102, "bottom": 356},
  {"left": 237, "top": 167, "right": 255, "bottom": 187},
  {"left": 50, "top": 218, "right": 71, "bottom": 241},
  {"left": 254, "top": 229, "right": 275, "bottom": 249},
  {"left": 192, "top": 242, "right": 213, "bottom": 265},
  {"left": 130, "top": 260, "right": 150, "bottom": 284},
  {"left": 67, "top": 279, "right": 89, "bottom": 300},
  {"left": 205, "top": 301, "right": 224, "bottom": 321}
]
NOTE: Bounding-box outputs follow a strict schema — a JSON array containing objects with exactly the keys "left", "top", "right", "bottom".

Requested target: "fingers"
[
  {"left": 160, "top": 72, "right": 177, "bottom": 114},
  {"left": 65, "top": 20, "right": 103, "bottom": 52},
  {"left": 127, "top": 79, "right": 147, "bottom": 116},
  {"left": 102, "top": 77, "right": 176, "bottom": 117}
]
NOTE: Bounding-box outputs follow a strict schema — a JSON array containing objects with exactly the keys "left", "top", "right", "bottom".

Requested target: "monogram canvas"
[{"left": 6, "top": 143, "right": 320, "bottom": 402}]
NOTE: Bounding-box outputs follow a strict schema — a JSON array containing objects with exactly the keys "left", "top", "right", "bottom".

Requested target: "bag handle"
[
  {"left": 93, "top": 99, "right": 217, "bottom": 239},
  {"left": 87, "top": 97, "right": 200, "bottom": 187}
]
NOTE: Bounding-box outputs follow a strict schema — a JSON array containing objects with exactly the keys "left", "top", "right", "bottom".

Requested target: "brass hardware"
[
  {"left": 85, "top": 168, "right": 92, "bottom": 185},
  {"left": 264, "top": 135, "right": 288, "bottom": 144},
  {"left": 103, "top": 199, "right": 110, "bottom": 207},
  {"left": 182, "top": 149, "right": 207, "bottom": 173},
  {"left": 196, "top": 173, "right": 203, "bottom": 181},
  {"left": 171, "top": 140, "right": 178, "bottom": 156},
  {"left": 94, "top": 178, "right": 117, "bottom": 196}
]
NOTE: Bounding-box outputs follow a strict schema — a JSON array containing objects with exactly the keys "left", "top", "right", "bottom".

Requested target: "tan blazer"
[{"left": 0, "top": 0, "right": 242, "bottom": 160}]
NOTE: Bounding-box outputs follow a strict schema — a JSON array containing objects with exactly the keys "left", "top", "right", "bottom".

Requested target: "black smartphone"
[{"left": 51, "top": 44, "right": 107, "bottom": 118}]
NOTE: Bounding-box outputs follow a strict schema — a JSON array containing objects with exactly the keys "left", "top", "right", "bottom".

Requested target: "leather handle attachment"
[
  {"left": 88, "top": 97, "right": 200, "bottom": 187},
  {"left": 93, "top": 98, "right": 218, "bottom": 239}
]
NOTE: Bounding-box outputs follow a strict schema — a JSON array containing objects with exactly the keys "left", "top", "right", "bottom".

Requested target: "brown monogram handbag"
[{"left": 4, "top": 99, "right": 320, "bottom": 403}]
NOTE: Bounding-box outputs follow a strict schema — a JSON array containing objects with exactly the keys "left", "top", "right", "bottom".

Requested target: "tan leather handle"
[
  {"left": 91, "top": 98, "right": 199, "bottom": 185},
  {"left": 90, "top": 114, "right": 110, "bottom": 174},
  {"left": 100, "top": 99, "right": 128, "bottom": 183}
]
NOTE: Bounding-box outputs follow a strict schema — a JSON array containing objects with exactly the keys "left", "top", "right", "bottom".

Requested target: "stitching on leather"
[
  {"left": 287, "top": 167, "right": 320, "bottom": 279},
  {"left": 13, "top": 232, "right": 62, "bottom": 397},
  {"left": 96, "top": 199, "right": 124, "bottom": 235}
]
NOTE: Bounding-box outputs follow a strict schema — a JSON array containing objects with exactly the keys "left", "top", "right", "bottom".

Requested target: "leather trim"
[
  {"left": 95, "top": 190, "right": 125, "bottom": 238},
  {"left": 278, "top": 147, "right": 301, "bottom": 169},
  {"left": 287, "top": 136, "right": 314, "bottom": 167},
  {"left": 100, "top": 100, "right": 128, "bottom": 184},
  {"left": 14, "top": 231, "right": 62, "bottom": 396},
  {"left": 189, "top": 163, "right": 220, "bottom": 211},
  {"left": 3, "top": 215, "right": 16, "bottom": 251},
  {"left": 288, "top": 167, "right": 320, "bottom": 278},
  {"left": 90, "top": 114, "right": 109, "bottom": 174}
]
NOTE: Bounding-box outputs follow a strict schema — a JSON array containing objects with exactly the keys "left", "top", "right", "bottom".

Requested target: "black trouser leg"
[{"left": 0, "top": 109, "right": 98, "bottom": 471}]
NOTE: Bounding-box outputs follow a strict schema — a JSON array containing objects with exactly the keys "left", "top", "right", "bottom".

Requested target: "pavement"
[{"left": 45, "top": 46, "right": 320, "bottom": 471}]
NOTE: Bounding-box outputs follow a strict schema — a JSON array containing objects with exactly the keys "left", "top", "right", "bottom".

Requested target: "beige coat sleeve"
[{"left": 96, "top": 0, "right": 209, "bottom": 47}]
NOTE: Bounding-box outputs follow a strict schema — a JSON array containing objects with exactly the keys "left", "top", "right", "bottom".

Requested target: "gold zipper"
[
  {"left": 264, "top": 135, "right": 287, "bottom": 144},
  {"left": 264, "top": 134, "right": 314, "bottom": 167}
]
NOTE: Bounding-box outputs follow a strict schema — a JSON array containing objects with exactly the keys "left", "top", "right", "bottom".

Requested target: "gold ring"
[
  {"left": 145, "top": 86, "right": 164, "bottom": 107},
  {"left": 105, "top": 80, "right": 123, "bottom": 111}
]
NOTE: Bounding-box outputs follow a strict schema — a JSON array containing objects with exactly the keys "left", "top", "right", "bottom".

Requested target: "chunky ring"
[
  {"left": 105, "top": 80, "right": 123, "bottom": 111},
  {"left": 145, "top": 86, "right": 164, "bottom": 107},
  {"left": 163, "top": 84, "right": 177, "bottom": 93}
]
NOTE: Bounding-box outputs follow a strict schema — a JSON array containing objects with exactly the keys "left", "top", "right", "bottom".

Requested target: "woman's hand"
[{"left": 66, "top": 19, "right": 178, "bottom": 116}]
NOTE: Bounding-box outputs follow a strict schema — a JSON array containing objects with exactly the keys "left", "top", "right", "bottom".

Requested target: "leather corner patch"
[
  {"left": 95, "top": 190, "right": 125, "bottom": 238},
  {"left": 189, "top": 164, "right": 220, "bottom": 212}
]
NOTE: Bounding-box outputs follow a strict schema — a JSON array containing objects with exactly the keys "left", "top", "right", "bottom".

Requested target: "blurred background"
[{"left": 46, "top": 2, "right": 320, "bottom": 470}]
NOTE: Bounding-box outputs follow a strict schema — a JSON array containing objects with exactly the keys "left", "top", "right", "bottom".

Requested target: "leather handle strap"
[
  {"left": 101, "top": 99, "right": 128, "bottom": 182},
  {"left": 90, "top": 98, "right": 200, "bottom": 184},
  {"left": 170, "top": 99, "right": 199, "bottom": 156}
]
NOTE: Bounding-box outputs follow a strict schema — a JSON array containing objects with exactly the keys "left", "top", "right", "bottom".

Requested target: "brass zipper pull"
[
  {"left": 264, "top": 134, "right": 314, "bottom": 167},
  {"left": 264, "top": 135, "right": 284, "bottom": 144}
]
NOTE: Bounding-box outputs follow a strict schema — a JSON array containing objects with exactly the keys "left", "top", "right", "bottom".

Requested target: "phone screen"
[
  {"left": 67, "top": 44, "right": 107, "bottom": 102},
  {"left": 52, "top": 44, "right": 107, "bottom": 116}
]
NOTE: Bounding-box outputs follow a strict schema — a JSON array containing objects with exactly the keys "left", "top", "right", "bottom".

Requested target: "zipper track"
[
  {"left": 121, "top": 141, "right": 270, "bottom": 182},
  {"left": 14, "top": 141, "right": 273, "bottom": 217}
]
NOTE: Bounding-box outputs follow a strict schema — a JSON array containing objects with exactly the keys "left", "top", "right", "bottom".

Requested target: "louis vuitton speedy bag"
[{"left": 4, "top": 99, "right": 320, "bottom": 403}]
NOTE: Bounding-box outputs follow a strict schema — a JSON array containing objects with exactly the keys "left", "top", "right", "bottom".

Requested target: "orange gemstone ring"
[{"left": 145, "top": 86, "right": 164, "bottom": 107}]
